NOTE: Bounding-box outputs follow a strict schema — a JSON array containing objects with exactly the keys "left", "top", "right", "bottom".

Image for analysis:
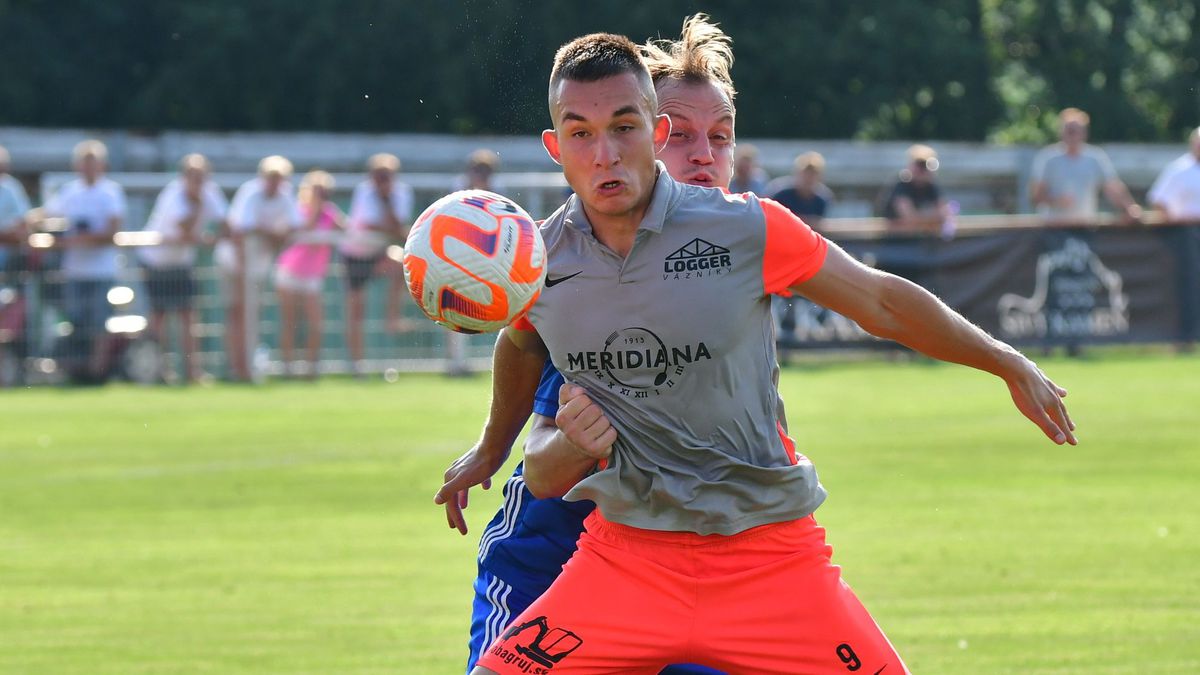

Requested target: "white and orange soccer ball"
[{"left": 402, "top": 190, "right": 547, "bottom": 334}]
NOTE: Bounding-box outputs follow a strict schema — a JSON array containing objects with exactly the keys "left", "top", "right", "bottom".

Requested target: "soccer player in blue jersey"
[{"left": 436, "top": 15, "right": 741, "bottom": 674}]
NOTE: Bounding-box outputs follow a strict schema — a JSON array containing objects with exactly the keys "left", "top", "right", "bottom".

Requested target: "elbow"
[
  {"left": 520, "top": 464, "right": 569, "bottom": 500},
  {"left": 858, "top": 275, "right": 908, "bottom": 341}
]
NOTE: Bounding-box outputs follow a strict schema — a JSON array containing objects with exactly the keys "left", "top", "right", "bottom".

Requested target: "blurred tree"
[{"left": 0, "top": 0, "right": 1193, "bottom": 141}]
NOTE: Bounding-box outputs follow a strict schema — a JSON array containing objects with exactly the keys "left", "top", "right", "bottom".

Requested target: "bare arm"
[
  {"left": 522, "top": 383, "right": 615, "bottom": 499},
  {"left": 434, "top": 327, "right": 547, "bottom": 534},
  {"left": 1030, "top": 180, "right": 1051, "bottom": 209},
  {"left": 1102, "top": 179, "right": 1140, "bottom": 220},
  {"left": 793, "top": 243, "right": 1076, "bottom": 445}
]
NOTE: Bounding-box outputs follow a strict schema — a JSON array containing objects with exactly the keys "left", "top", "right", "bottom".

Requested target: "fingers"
[
  {"left": 558, "top": 382, "right": 585, "bottom": 406},
  {"left": 444, "top": 499, "right": 468, "bottom": 535}
]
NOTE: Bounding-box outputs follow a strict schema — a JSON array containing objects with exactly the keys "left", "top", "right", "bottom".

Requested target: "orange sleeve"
[
  {"left": 511, "top": 314, "right": 536, "bottom": 332},
  {"left": 761, "top": 198, "right": 828, "bottom": 296}
]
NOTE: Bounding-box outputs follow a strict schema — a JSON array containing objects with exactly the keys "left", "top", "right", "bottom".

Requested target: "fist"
[{"left": 556, "top": 384, "right": 616, "bottom": 460}]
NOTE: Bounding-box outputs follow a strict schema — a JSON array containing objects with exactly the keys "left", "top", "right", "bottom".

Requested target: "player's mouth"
[
  {"left": 595, "top": 179, "right": 625, "bottom": 196},
  {"left": 684, "top": 172, "right": 715, "bottom": 186}
]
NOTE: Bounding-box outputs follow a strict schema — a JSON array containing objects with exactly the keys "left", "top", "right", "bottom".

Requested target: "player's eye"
[
  {"left": 571, "top": 130, "right": 589, "bottom": 139},
  {"left": 670, "top": 132, "right": 689, "bottom": 140}
]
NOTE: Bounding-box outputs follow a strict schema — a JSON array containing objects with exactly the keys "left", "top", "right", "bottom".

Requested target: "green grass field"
[{"left": 2, "top": 352, "right": 1198, "bottom": 674}]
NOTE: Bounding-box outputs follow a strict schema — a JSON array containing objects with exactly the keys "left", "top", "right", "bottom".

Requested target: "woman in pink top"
[{"left": 274, "top": 170, "right": 343, "bottom": 378}]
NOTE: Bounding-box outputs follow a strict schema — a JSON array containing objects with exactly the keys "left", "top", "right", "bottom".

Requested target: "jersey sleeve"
[
  {"left": 532, "top": 360, "right": 564, "bottom": 418},
  {"left": 760, "top": 197, "right": 828, "bottom": 296}
]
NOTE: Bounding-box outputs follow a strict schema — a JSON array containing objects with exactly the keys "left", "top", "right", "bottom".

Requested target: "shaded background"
[{"left": 1, "top": 0, "right": 1196, "bottom": 142}]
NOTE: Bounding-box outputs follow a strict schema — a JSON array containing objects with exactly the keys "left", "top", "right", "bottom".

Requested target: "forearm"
[
  {"left": 475, "top": 331, "right": 545, "bottom": 463},
  {"left": 868, "top": 273, "right": 1024, "bottom": 378},
  {"left": 523, "top": 420, "right": 598, "bottom": 499}
]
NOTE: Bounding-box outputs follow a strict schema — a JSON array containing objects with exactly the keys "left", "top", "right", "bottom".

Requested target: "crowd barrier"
[
  {"left": 779, "top": 215, "right": 1200, "bottom": 352},
  {"left": 2, "top": 171, "right": 1196, "bottom": 386}
]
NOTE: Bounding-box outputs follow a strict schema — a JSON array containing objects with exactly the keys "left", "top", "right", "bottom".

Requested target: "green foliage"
[{"left": 0, "top": 0, "right": 1194, "bottom": 141}]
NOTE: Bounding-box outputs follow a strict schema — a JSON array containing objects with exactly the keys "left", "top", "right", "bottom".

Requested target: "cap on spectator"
[
  {"left": 179, "top": 153, "right": 210, "bottom": 173},
  {"left": 467, "top": 149, "right": 500, "bottom": 171},
  {"left": 73, "top": 139, "right": 108, "bottom": 163},
  {"left": 794, "top": 151, "right": 825, "bottom": 172},
  {"left": 258, "top": 155, "right": 294, "bottom": 178},
  {"left": 367, "top": 153, "right": 401, "bottom": 172},
  {"left": 1059, "top": 108, "right": 1091, "bottom": 127}
]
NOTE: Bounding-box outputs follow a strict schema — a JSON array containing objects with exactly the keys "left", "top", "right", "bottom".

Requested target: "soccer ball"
[{"left": 402, "top": 190, "right": 547, "bottom": 334}]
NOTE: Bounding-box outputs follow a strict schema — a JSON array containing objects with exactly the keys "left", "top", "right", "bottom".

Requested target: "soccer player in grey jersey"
[{"left": 469, "top": 31, "right": 1075, "bottom": 675}]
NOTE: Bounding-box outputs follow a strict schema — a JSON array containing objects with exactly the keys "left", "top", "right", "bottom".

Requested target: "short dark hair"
[{"left": 548, "top": 33, "right": 656, "bottom": 120}]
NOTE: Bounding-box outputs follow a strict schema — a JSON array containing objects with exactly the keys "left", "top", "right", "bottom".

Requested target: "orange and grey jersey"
[{"left": 518, "top": 166, "right": 829, "bottom": 536}]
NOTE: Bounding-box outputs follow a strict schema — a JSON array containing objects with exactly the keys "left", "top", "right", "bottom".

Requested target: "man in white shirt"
[
  {"left": 217, "top": 155, "right": 300, "bottom": 381},
  {"left": 137, "top": 154, "right": 228, "bottom": 382},
  {"left": 0, "top": 145, "right": 32, "bottom": 268},
  {"left": 340, "top": 153, "right": 412, "bottom": 374},
  {"left": 1149, "top": 127, "right": 1200, "bottom": 221},
  {"left": 1030, "top": 108, "right": 1140, "bottom": 221},
  {"left": 1149, "top": 126, "right": 1200, "bottom": 352},
  {"left": 41, "top": 140, "right": 127, "bottom": 378}
]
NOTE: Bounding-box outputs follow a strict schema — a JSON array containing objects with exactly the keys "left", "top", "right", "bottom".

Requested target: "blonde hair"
[
  {"left": 1059, "top": 107, "right": 1091, "bottom": 127},
  {"left": 367, "top": 153, "right": 401, "bottom": 172},
  {"left": 257, "top": 155, "right": 294, "bottom": 178},
  {"left": 72, "top": 139, "right": 108, "bottom": 163},
  {"left": 642, "top": 13, "right": 736, "bottom": 102},
  {"left": 467, "top": 149, "right": 499, "bottom": 171},
  {"left": 795, "top": 151, "right": 825, "bottom": 172},
  {"left": 179, "top": 153, "right": 210, "bottom": 173},
  {"left": 298, "top": 169, "right": 335, "bottom": 206}
]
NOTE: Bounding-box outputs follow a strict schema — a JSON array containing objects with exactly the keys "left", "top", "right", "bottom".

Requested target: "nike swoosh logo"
[
  {"left": 545, "top": 271, "right": 582, "bottom": 287},
  {"left": 873, "top": 664, "right": 889, "bottom": 674}
]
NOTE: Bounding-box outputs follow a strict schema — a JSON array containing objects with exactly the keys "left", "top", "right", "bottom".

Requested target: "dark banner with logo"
[{"left": 776, "top": 225, "right": 1200, "bottom": 350}]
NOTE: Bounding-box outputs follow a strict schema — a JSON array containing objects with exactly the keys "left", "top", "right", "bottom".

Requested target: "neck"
[{"left": 581, "top": 184, "right": 656, "bottom": 259}]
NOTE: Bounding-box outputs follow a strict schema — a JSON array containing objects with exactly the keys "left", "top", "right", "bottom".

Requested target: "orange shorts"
[{"left": 476, "top": 511, "right": 909, "bottom": 675}]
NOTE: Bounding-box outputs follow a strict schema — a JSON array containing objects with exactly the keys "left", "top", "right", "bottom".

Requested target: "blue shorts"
[{"left": 468, "top": 568, "right": 726, "bottom": 674}]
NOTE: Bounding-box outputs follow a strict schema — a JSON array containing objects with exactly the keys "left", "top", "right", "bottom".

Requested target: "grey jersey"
[{"left": 525, "top": 166, "right": 829, "bottom": 535}]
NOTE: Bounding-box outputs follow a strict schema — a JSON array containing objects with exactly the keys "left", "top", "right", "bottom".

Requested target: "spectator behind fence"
[
  {"left": 770, "top": 151, "right": 833, "bottom": 229},
  {"left": 276, "top": 170, "right": 343, "bottom": 379},
  {"left": 40, "top": 140, "right": 127, "bottom": 378},
  {"left": 341, "top": 153, "right": 413, "bottom": 377},
  {"left": 216, "top": 155, "right": 300, "bottom": 382},
  {"left": 769, "top": 151, "right": 834, "bottom": 338},
  {"left": 1149, "top": 126, "right": 1200, "bottom": 220},
  {"left": 442, "top": 149, "right": 507, "bottom": 377},
  {"left": 1030, "top": 108, "right": 1140, "bottom": 221},
  {"left": 136, "top": 153, "right": 228, "bottom": 383},
  {"left": 0, "top": 145, "right": 31, "bottom": 266},
  {"left": 881, "top": 143, "right": 952, "bottom": 233},
  {"left": 729, "top": 142, "right": 768, "bottom": 195}
]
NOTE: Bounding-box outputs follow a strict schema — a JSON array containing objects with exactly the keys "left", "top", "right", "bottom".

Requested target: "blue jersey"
[{"left": 476, "top": 360, "right": 593, "bottom": 597}]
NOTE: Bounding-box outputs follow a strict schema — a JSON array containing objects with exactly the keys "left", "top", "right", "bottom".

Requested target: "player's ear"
[
  {"left": 653, "top": 114, "right": 671, "bottom": 153},
  {"left": 542, "top": 129, "right": 562, "bottom": 166}
]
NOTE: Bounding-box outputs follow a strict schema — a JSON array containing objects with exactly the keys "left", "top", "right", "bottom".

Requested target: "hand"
[
  {"left": 556, "top": 384, "right": 616, "bottom": 460},
  {"left": 1003, "top": 357, "right": 1077, "bottom": 445},
  {"left": 434, "top": 443, "right": 510, "bottom": 535},
  {"left": 1053, "top": 194, "right": 1076, "bottom": 210}
]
